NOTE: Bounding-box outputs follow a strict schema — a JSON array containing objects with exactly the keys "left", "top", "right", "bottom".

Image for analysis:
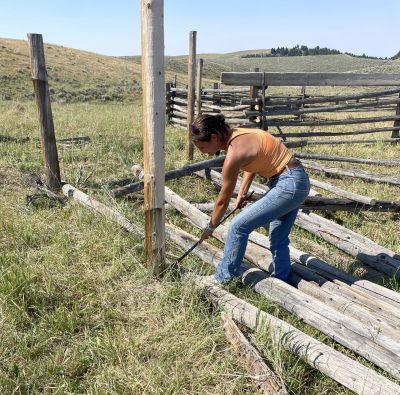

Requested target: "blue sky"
[{"left": 1, "top": 0, "right": 399, "bottom": 58}]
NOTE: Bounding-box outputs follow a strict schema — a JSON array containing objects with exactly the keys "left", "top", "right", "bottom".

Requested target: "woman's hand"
[
  {"left": 200, "top": 222, "right": 215, "bottom": 242},
  {"left": 235, "top": 193, "right": 249, "bottom": 209}
]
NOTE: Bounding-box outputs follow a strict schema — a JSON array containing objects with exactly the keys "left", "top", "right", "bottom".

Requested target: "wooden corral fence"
[
  {"left": 166, "top": 83, "right": 252, "bottom": 128},
  {"left": 166, "top": 71, "right": 400, "bottom": 144}
]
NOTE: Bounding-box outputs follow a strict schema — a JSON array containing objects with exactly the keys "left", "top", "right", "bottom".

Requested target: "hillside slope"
[
  {"left": 2, "top": 38, "right": 400, "bottom": 102},
  {"left": 0, "top": 38, "right": 146, "bottom": 102},
  {"left": 163, "top": 52, "right": 400, "bottom": 80}
]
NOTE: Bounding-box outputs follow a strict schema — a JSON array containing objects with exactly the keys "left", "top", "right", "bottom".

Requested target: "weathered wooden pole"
[
  {"left": 165, "top": 82, "right": 172, "bottom": 123},
  {"left": 196, "top": 58, "right": 203, "bottom": 116},
  {"left": 140, "top": 0, "right": 166, "bottom": 274},
  {"left": 186, "top": 31, "right": 196, "bottom": 160},
  {"left": 27, "top": 33, "right": 61, "bottom": 192},
  {"left": 212, "top": 82, "right": 220, "bottom": 105},
  {"left": 392, "top": 93, "right": 400, "bottom": 138},
  {"left": 249, "top": 67, "right": 259, "bottom": 125}
]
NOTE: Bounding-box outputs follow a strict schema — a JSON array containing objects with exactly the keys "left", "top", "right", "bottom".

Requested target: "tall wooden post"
[
  {"left": 392, "top": 93, "right": 400, "bottom": 138},
  {"left": 196, "top": 58, "right": 203, "bottom": 116},
  {"left": 165, "top": 82, "right": 172, "bottom": 123},
  {"left": 212, "top": 82, "right": 220, "bottom": 105},
  {"left": 186, "top": 31, "right": 196, "bottom": 160},
  {"left": 27, "top": 33, "right": 61, "bottom": 191},
  {"left": 141, "top": 0, "right": 166, "bottom": 274},
  {"left": 249, "top": 67, "right": 260, "bottom": 125}
]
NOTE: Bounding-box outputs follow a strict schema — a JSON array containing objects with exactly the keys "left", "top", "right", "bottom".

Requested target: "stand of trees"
[
  {"left": 241, "top": 45, "right": 341, "bottom": 58},
  {"left": 240, "top": 45, "right": 391, "bottom": 60}
]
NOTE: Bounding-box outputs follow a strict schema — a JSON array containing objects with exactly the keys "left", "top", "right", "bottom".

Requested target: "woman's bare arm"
[{"left": 236, "top": 171, "right": 256, "bottom": 208}]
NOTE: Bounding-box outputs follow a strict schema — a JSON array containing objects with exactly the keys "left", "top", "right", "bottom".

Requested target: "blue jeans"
[{"left": 215, "top": 165, "right": 310, "bottom": 283}]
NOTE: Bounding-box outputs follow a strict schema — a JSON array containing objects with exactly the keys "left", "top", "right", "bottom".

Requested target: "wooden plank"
[
  {"left": 291, "top": 268, "right": 400, "bottom": 334},
  {"left": 165, "top": 82, "right": 172, "bottom": 122},
  {"left": 222, "top": 72, "right": 400, "bottom": 87},
  {"left": 186, "top": 31, "right": 196, "bottom": 160},
  {"left": 265, "top": 115, "right": 400, "bottom": 127},
  {"left": 276, "top": 126, "right": 400, "bottom": 138},
  {"left": 250, "top": 98, "right": 400, "bottom": 117},
  {"left": 241, "top": 88, "right": 400, "bottom": 106},
  {"left": 309, "top": 177, "right": 377, "bottom": 205},
  {"left": 200, "top": 103, "right": 249, "bottom": 111},
  {"left": 302, "top": 160, "right": 400, "bottom": 186},
  {"left": 196, "top": 58, "right": 203, "bottom": 116},
  {"left": 393, "top": 93, "right": 400, "bottom": 138},
  {"left": 295, "top": 152, "right": 400, "bottom": 166},
  {"left": 62, "top": 184, "right": 143, "bottom": 236},
  {"left": 171, "top": 103, "right": 188, "bottom": 113},
  {"left": 170, "top": 96, "right": 187, "bottom": 105},
  {"left": 295, "top": 211, "right": 400, "bottom": 277},
  {"left": 170, "top": 116, "right": 187, "bottom": 126},
  {"left": 285, "top": 138, "right": 400, "bottom": 146},
  {"left": 27, "top": 33, "right": 61, "bottom": 192},
  {"left": 221, "top": 313, "right": 288, "bottom": 394},
  {"left": 112, "top": 156, "right": 225, "bottom": 197},
  {"left": 141, "top": 0, "right": 166, "bottom": 273},
  {"left": 170, "top": 110, "right": 187, "bottom": 119}
]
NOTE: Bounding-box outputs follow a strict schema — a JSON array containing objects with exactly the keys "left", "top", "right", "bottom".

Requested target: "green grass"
[
  {"left": 1, "top": 70, "right": 400, "bottom": 393},
  {"left": 0, "top": 100, "right": 264, "bottom": 394}
]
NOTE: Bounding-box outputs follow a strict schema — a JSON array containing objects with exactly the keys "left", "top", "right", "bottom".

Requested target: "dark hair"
[{"left": 190, "top": 114, "right": 232, "bottom": 142}]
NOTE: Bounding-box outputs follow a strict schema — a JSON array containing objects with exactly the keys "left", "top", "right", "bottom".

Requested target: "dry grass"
[{"left": 1, "top": 41, "right": 400, "bottom": 392}]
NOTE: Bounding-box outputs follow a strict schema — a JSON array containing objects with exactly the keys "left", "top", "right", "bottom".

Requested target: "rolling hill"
[{"left": 1, "top": 37, "right": 400, "bottom": 102}]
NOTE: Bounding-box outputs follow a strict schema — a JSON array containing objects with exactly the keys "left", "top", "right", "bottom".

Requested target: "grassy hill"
[
  {"left": 163, "top": 48, "right": 400, "bottom": 81},
  {"left": 2, "top": 37, "right": 400, "bottom": 102},
  {"left": 0, "top": 38, "right": 143, "bottom": 102}
]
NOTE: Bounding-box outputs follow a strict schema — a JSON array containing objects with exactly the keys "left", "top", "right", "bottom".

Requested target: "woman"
[{"left": 191, "top": 114, "right": 310, "bottom": 283}]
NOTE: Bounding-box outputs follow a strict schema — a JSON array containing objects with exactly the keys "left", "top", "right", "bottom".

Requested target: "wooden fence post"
[
  {"left": 249, "top": 67, "right": 259, "bottom": 125},
  {"left": 165, "top": 82, "right": 172, "bottom": 123},
  {"left": 141, "top": 0, "right": 166, "bottom": 274},
  {"left": 196, "top": 58, "right": 203, "bottom": 116},
  {"left": 212, "top": 82, "right": 220, "bottom": 106},
  {"left": 300, "top": 86, "right": 306, "bottom": 121},
  {"left": 27, "top": 33, "right": 61, "bottom": 192},
  {"left": 187, "top": 31, "right": 196, "bottom": 160},
  {"left": 392, "top": 93, "right": 400, "bottom": 138}
]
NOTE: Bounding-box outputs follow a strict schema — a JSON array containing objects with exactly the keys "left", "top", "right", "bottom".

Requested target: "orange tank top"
[{"left": 227, "top": 128, "right": 292, "bottom": 178}]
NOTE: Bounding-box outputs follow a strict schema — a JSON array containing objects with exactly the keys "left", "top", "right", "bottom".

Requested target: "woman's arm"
[
  {"left": 199, "top": 153, "right": 242, "bottom": 242},
  {"left": 236, "top": 171, "right": 255, "bottom": 208},
  {"left": 209, "top": 159, "right": 241, "bottom": 227}
]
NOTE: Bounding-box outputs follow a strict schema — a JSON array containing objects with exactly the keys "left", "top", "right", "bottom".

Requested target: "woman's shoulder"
[
  {"left": 231, "top": 128, "right": 263, "bottom": 141},
  {"left": 228, "top": 129, "right": 261, "bottom": 159},
  {"left": 232, "top": 127, "right": 260, "bottom": 135},
  {"left": 230, "top": 128, "right": 258, "bottom": 141}
]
